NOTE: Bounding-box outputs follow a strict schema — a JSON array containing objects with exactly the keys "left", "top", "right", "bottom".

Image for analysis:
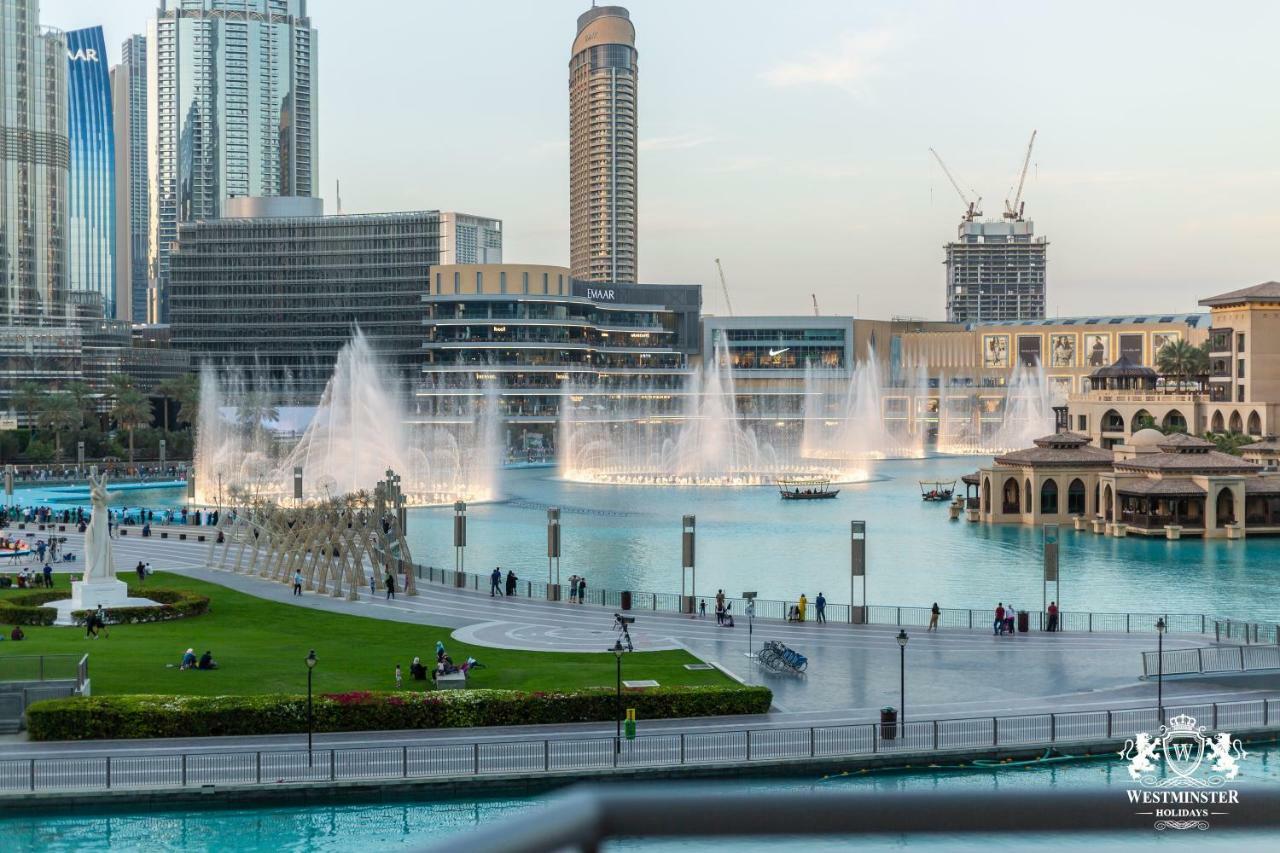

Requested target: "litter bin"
[
  {"left": 879, "top": 706, "right": 898, "bottom": 740},
  {"left": 1017, "top": 610, "right": 1029, "bottom": 633},
  {"left": 620, "top": 590, "right": 632, "bottom": 611}
]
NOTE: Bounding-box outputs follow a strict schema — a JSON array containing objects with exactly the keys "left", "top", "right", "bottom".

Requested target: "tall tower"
[
  {"left": 0, "top": 0, "right": 69, "bottom": 325},
  {"left": 66, "top": 26, "right": 115, "bottom": 319},
  {"left": 569, "top": 5, "right": 637, "bottom": 283},
  {"left": 147, "top": 0, "right": 318, "bottom": 322},
  {"left": 944, "top": 220, "right": 1047, "bottom": 324},
  {"left": 111, "top": 34, "right": 147, "bottom": 323}
]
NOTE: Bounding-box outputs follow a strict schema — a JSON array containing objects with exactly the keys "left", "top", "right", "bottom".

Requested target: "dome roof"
[{"left": 1128, "top": 428, "right": 1167, "bottom": 447}]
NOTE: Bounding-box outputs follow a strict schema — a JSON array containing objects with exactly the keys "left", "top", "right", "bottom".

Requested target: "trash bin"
[
  {"left": 620, "top": 590, "right": 632, "bottom": 611},
  {"left": 1017, "top": 610, "right": 1029, "bottom": 633},
  {"left": 880, "top": 707, "right": 898, "bottom": 740}
]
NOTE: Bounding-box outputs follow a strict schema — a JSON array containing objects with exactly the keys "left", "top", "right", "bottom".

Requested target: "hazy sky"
[{"left": 42, "top": 0, "right": 1280, "bottom": 320}]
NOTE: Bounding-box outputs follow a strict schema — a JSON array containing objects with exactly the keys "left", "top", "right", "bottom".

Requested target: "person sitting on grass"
[
  {"left": 180, "top": 648, "right": 197, "bottom": 670},
  {"left": 197, "top": 650, "right": 218, "bottom": 670},
  {"left": 10, "top": 625, "right": 24, "bottom": 641},
  {"left": 410, "top": 657, "right": 427, "bottom": 680}
]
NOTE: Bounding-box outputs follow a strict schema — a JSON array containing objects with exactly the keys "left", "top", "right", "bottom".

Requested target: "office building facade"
[
  {"left": 110, "top": 33, "right": 147, "bottom": 323},
  {"left": 168, "top": 204, "right": 435, "bottom": 401},
  {"left": 439, "top": 212, "right": 502, "bottom": 265},
  {"left": 0, "top": 0, "right": 68, "bottom": 325},
  {"left": 147, "top": 0, "right": 318, "bottom": 322},
  {"left": 65, "top": 26, "right": 115, "bottom": 319},
  {"left": 945, "top": 220, "right": 1047, "bottom": 323},
  {"left": 569, "top": 5, "right": 638, "bottom": 283}
]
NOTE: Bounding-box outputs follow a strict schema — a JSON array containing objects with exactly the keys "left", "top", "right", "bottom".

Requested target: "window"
[
  {"left": 499, "top": 271, "right": 507, "bottom": 294},
  {"left": 452, "top": 271, "right": 460, "bottom": 294},
  {"left": 476, "top": 271, "right": 483, "bottom": 292},
  {"left": 522, "top": 272, "right": 529, "bottom": 294},
  {"left": 1238, "top": 359, "right": 1246, "bottom": 378},
  {"left": 1238, "top": 385, "right": 1246, "bottom": 403},
  {"left": 1077, "top": 414, "right": 1087, "bottom": 431},
  {"left": 1238, "top": 332, "right": 1246, "bottom": 351}
]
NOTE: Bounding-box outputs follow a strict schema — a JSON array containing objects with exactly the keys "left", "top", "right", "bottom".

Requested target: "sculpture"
[{"left": 83, "top": 472, "right": 116, "bottom": 581}]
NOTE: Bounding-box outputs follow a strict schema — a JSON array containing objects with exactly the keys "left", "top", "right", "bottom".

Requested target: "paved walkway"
[{"left": 8, "top": 531, "right": 1276, "bottom": 725}]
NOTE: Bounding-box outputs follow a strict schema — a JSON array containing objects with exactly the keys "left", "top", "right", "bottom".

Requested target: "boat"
[
  {"left": 778, "top": 477, "right": 840, "bottom": 500},
  {"left": 920, "top": 480, "right": 956, "bottom": 502}
]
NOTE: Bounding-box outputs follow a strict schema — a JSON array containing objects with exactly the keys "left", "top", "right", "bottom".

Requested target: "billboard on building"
[{"left": 66, "top": 26, "right": 116, "bottom": 318}]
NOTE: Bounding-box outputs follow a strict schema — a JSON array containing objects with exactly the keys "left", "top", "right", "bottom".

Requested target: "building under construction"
[{"left": 944, "top": 219, "right": 1047, "bottom": 323}]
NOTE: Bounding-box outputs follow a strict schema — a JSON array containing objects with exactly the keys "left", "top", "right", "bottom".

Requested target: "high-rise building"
[
  {"left": 0, "top": 0, "right": 68, "bottom": 325},
  {"left": 110, "top": 34, "right": 147, "bottom": 323},
  {"left": 65, "top": 26, "right": 116, "bottom": 320},
  {"left": 944, "top": 220, "right": 1048, "bottom": 324},
  {"left": 147, "top": 0, "right": 318, "bottom": 322},
  {"left": 569, "top": 5, "right": 637, "bottom": 283},
  {"left": 439, "top": 212, "right": 502, "bottom": 265}
]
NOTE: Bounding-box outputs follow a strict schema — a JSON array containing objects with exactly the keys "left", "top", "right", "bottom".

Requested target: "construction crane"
[
  {"left": 929, "top": 147, "right": 981, "bottom": 222},
  {"left": 1003, "top": 129, "right": 1037, "bottom": 221},
  {"left": 714, "top": 258, "right": 735, "bottom": 316},
  {"left": 811, "top": 294, "right": 819, "bottom": 316}
]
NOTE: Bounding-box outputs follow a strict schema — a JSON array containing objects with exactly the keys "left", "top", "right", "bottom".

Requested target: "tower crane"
[
  {"left": 811, "top": 294, "right": 819, "bottom": 316},
  {"left": 714, "top": 258, "right": 735, "bottom": 316},
  {"left": 929, "top": 147, "right": 981, "bottom": 222},
  {"left": 1003, "top": 129, "right": 1037, "bottom": 221}
]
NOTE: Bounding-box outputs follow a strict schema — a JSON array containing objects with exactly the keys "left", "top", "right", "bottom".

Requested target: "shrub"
[
  {"left": 0, "top": 591, "right": 63, "bottom": 626},
  {"left": 70, "top": 588, "right": 209, "bottom": 626},
  {"left": 27, "top": 685, "right": 773, "bottom": 741}
]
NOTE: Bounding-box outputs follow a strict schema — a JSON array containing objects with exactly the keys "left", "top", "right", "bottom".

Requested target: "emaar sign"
[{"left": 67, "top": 47, "right": 100, "bottom": 62}]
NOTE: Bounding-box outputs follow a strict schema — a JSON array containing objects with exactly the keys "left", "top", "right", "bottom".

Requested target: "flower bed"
[{"left": 27, "top": 685, "right": 774, "bottom": 740}]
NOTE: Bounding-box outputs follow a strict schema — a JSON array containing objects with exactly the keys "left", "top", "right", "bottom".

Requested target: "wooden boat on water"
[
  {"left": 920, "top": 480, "right": 956, "bottom": 502},
  {"left": 778, "top": 477, "right": 839, "bottom": 500}
]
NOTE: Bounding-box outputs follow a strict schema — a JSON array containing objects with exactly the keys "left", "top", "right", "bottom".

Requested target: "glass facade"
[
  {"left": 65, "top": 26, "right": 115, "bottom": 318},
  {"left": 111, "top": 33, "right": 148, "bottom": 323},
  {"left": 147, "top": 0, "right": 317, "bottom": 322},
  {"left": 0, "top": 0, "right": 68, "bottom": 325}
]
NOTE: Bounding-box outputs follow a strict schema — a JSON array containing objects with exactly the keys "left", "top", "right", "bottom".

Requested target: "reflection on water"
[
  {"left": 3, "top": 746, "right": 1275, "bottom": 852},
  {"left": 404, "top": 460, "right": 1280, "bottom": 621}
]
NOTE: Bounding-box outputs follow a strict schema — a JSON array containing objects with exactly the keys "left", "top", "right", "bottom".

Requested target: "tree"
[
  {"left": 237, "top": 390, "right": 279, "bottom": 437},
  {"left": 13, "top": 381, "right": 44, "bottom": 426},
  {"left": 36, "top": 393, "right": 80, "bottom": 458},
  {"left": 110, "top": 388, "right": 153, "bottom": 465},
  {"left": 64, "top": 381, "right": 96, "bottom": 430},
  {"left": 1156, "top": 339, "right": 1210, "bottom": 390},
  {"left": 158, "top": 373, "right": 199, "bottom": 430},
  {"left": 1204, "top": 431, "right": 1254, "bottom": 456}
]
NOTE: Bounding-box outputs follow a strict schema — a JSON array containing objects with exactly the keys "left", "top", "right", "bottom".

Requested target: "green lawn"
[{"left": 0, "top": 572, "right": 730, "bottom": 696}]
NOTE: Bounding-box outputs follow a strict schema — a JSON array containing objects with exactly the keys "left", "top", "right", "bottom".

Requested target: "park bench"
[{"left": 435, "top": 671, "right": 467, "bottom": 690}]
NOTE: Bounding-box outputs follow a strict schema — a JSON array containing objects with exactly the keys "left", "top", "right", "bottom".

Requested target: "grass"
[{"left": 0, "top": 572, "right": 731, "bottom": 696}]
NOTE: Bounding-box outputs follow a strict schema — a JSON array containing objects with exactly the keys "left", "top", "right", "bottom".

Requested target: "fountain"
[
  {"left": 934, "top": 359, "right": 1055, "bottom": 455},
  {"left": 193, "top": 330, "right": 501, "bottom": 506}
]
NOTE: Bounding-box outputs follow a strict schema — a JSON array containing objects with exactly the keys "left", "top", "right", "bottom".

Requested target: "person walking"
[
  {"left": 293, "top": 571, "right": 303, "bottom": 596},
  {"left": 994, "top": 602, "right": 1005, "bottom": 635},
  {"left": 370, "top": 573, "right": 377, "bottom": 596},
  {"left": 715, "top": 589, "right": 726, "bottom": 616},
  {"left": 577, "top": 576, "right": 586, "bottom": 604},
  {"left": 699, "top": 599, "right": 707, "bottom": 618},
  {"left": 490, "top": 566, "right": 503, "bottom": 597},
  {"left": 385, "top": 572, "right": 396, "bottom": 600},
  {"left": 797, "top": 593, "right": 808, "bottom": 623},
  {"left": 505, "top": 569, "right": 517, "bottom": 597},
  {"left": 1004, "top": 603, "right": 1017, "bottom": 636},
  {"left": 1047, "top": 601, "right": 1059, "bottom": 632},
  {"left": 568, "top": 574, "right": 578, "bottom": 603},
  {"left": 928, "top": 602, "right": 940, "bottom": 632}
]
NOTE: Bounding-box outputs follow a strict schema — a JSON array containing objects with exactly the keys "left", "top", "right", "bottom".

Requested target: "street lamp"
[
  {"left": 1155, "top": 618, "right": 1166, "bottom": 724},
  {"left": 305, "top": 649, "right": 318, "bottom": 762},
  {"left": 896, "top": 630, "right": 909, "bottom": 724},
  {"left": 612, "top": 640, "right": 625, "bottom": 754},
  {"left": 742, "top": 592, "right": 758, "bottom": 661}
]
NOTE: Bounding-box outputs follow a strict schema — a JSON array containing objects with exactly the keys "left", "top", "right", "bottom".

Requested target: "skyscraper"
[
  {"left": 439, "top": 212, "right": 503, "bottom": 265},
  {"left": 944, "top": 220, "right": 1048, "bottom": 324},
  {"left": 111, "top": 34, "right": 147, "bottom": 323},
  {"left": 147, "top": 0, "right": 318, "bottom": 322},
  {"left": 0, "top": 0, "right": 68, "bottom": 325},
  {"left": 65, "top": 26, "right": 116, "bottom": 319},
  {"left": 569, "top": 5, "right": 637, "bottom": 283}
]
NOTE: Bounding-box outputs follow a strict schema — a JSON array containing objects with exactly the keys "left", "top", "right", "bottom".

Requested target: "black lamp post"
[
  {"left": 896, "top": 630, "right": 909, "bottom": 724},
  {"left": 1155, "top": 618, "right": 1166, "bottom": 724},
  {"left": 612, "top": 640, "right": 624, "bottom": 753},
  {"left": 305, "top": 649, "right": 317, "bottom": 762}
]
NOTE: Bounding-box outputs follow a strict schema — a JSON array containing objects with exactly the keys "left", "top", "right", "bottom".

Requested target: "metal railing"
[
  {"left": 405, "top": 561, "right": 1278, "bottom": 642},
  {"left": 0, "top": 655, "right": 82, "bottom": 685},
  {"left": 3, "top": 696, "right": 1276, "bottom": 796},
  {"left": 1142, "top": 644, "right": 1280, "bottom": 678}
]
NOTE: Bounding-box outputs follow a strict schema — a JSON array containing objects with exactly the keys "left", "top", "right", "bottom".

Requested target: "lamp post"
[
  {"left": 896, "top": 629, "right": 908, "bottom": 724},
  {"left": 1155, "top": 618, "right": 1166, "bottom": 724},
  {"left": 612, "top": 640, "right": 624, "bottom": 753},
  {"left": 305, "top": 649, "right": 317, "bottom": 763},
  {"left": 742, "top": 592, "right": 758, "bottom": 661}
]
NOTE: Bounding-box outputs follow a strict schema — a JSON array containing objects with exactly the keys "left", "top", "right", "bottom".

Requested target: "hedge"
[
  {"left": 0, "top": 587, "right": 209, "bottom": 627},
  {"left": 27, "top": 685, "right": 774, "bottom": 740}
]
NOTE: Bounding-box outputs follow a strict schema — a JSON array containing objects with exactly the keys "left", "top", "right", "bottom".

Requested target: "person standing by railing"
[
  {"left": 928, "top": 602, "right": 940, "bottom": 632},
  {"left": 815, "top": 592, "right": 827, "bottom": 624},
  {"left": 1047, "top": 601, "right": 1059, "bottom": 632}
]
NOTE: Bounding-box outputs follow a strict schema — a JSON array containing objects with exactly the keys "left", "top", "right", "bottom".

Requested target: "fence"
[
  {"left": 0, "top": 655, "right": 84, "bottom": 686},
  {"left": 2, "top": 696, "right": 1275, "bottom": 796},
  {"left": 1142, "top": 645, "right": 1280, "bottom": 678},
  {"left": 407, "top": 562, "right": 1278, "bottom": 643}
]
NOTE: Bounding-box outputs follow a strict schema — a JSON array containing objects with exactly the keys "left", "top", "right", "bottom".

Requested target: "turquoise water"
[
  {"left": 3, "top": 745, "right": 1277, "bottom": 851},
  {"left": 7, "top": 483, "right": 185, "bottom": 511},
  {"left": 404, "top": 459, "right": 1280, "bottom": 621}
]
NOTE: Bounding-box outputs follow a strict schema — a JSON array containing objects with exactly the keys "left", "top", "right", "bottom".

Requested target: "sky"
[{"left": 40, "top": 0, "right": 1280, "bottom": 321}]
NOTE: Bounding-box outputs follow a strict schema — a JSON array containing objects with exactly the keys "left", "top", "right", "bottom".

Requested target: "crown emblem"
[{"left": 1166, "top": 714, "right": 1200, "bottom": 733}]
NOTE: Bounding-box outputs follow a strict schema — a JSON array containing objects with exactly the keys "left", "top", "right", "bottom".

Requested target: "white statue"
[{"left": 83, "top": 472, "right": 116, "bottom": 581}]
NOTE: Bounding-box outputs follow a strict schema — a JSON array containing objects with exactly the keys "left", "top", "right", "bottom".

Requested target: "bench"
[{"left": 435, "top": 671, "right": 468, "bottom": 690}]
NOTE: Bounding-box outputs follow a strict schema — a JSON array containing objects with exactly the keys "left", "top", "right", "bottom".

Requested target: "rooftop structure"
[{"left": 944, "top": 220, "right": 1047, "bottom": 324}]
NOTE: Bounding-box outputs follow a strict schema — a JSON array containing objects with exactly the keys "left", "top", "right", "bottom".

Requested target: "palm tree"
[
  {"left": 1155, "top": 339, "right": 1210, "bottom": 390},
  {"left": 110, "top": 388, "right": 153, "bottom": 465},
  {"left": 160, "top": 373, "right": 200, "bottom": 429},
  {"left": 37, "top": 393, "right": 81, "bottom": 458},
  {"left": 13, "top": 381, "right": 44, "bottom": 427},
  {"left": 64, "top": 381, "right": 95, "bottom": 429},
  {"left": 237, "top": 390, "right": 280, "bottom": 437}
]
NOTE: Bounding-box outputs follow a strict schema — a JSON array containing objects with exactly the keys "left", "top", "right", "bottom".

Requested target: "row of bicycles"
[{"left": 756, "top": 640, "right": 808, "bottom": 674}]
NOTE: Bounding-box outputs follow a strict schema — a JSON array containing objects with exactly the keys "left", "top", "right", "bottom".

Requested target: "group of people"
[
  {"left": 993, "top": 602, "right": 1022, "bottom": 635},
  {"left": 3, "top": 564, "right": 54, "bottom": 589},
  {"left": 566, "top": 575, "right": 588, "bottom": 603},
  {"left": 179, "top": 648, "right": 218, "bottom": 670},
  {"left": 10, "top": 464, "right": 185, "bottom": 484},
  {"left": 84, "top": 605, "right": 110, "bottom": 639},
  {"left": 396, "top": 641, "right": 481, "bottom": 687},
  {"left": 786, "top": 592, "right": 827, "bottom": 623},
  {"left": 488, "top": 567, "right": 520, "bottom": 597}
]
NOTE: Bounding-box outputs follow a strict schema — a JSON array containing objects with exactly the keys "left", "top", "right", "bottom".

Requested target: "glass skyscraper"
[
  {"left": 147, "top": 0, "right": 317, "bottom": 322},
  {"left": 65, "top": 26, "right": 116, "bottom": 319},
  {"left": 0, "top": 0, "right": 68, "bottom": 325},
  {"left": 111, "top": 34, "right": 147, "bottom": 323}
]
